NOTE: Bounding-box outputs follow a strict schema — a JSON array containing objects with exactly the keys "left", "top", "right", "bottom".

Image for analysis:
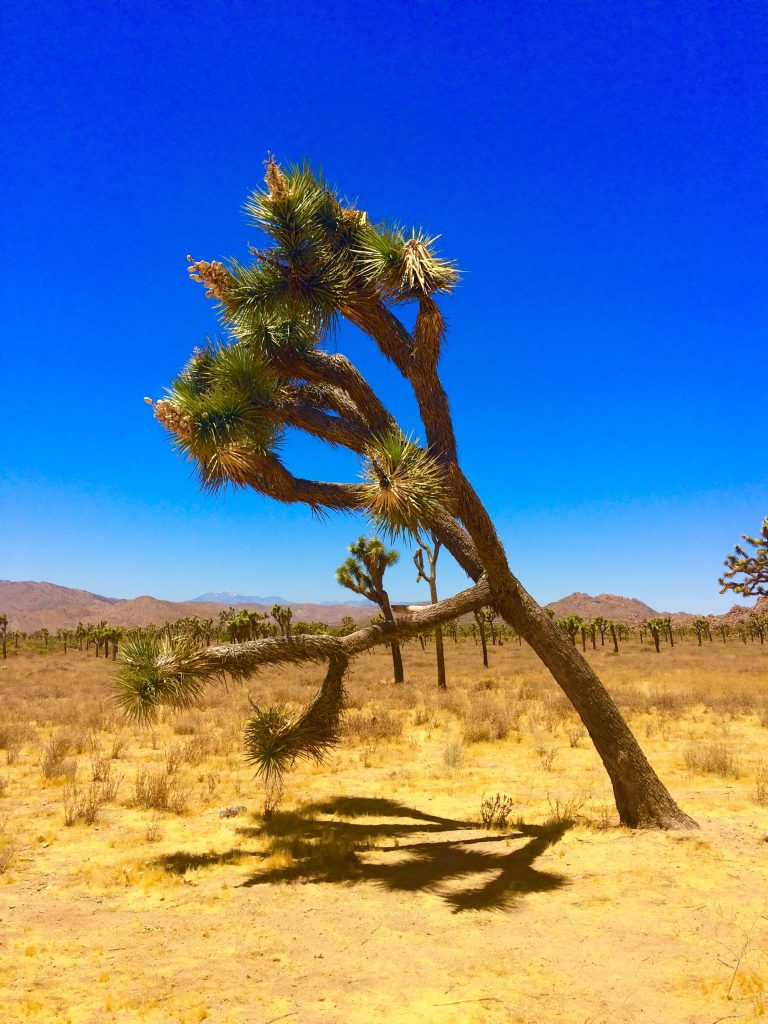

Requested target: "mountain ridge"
[{"left": 0, "top": 579, "right": 763, "bottom": 633}]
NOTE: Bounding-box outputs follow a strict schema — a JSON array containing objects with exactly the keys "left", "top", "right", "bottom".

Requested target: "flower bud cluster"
[
  {"left": 186, "top": 256, "right": 232, "bottom": 300},
  {"left": 154, "top": 398, "right": 193, "bottom": 439}
]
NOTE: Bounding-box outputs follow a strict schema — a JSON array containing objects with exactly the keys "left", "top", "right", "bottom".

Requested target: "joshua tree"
[
  {"left": 645, "top": 618, "right": 665, "bottom": 654},
  {"left": 557, "top": 614, "right": 583, "bottom": 647},
  {"left": 0, "top": 615, "right": 7, "bottom": 660},
  {"left": 413, "top": 533, "right": 447, "bottom": 690},
  {"left": 609, "top": 622, "right": 620, "bottom": 654},
  {"left": 271, "top": 604, "right": 293, "bottom": 638},
  {"left": 693, "top": 617, "right": 711, "bottom": 646},
  {"left": 336, "top": 536, "right": 404, "bottom": 683},
  {"left": 473, "top": 608, "right": 489, "bottom": 668},
  {"left": 720, "top": 517, "right": 768, "bottom": 598},
  {"left": 133, "top": 158, "right": 695, "bottom": 828},
  {"left": 593, "top": 616, "right": 609, "bottom": 646}
]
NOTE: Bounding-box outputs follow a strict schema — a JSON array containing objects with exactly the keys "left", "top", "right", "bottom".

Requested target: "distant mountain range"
[
  {"left": 192, "top": 592, "right": 290, "bottom": 605},
  {"left": 0, "top": 580, "right": 762, "bottom": 634},
  {"left": 191, "top": 591, "right": 371, "bottom": 606},
  {"left": 0, "top": 580, "right": 377, "bottom": 633}
]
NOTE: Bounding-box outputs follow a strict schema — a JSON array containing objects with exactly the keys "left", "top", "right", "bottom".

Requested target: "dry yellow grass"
[{"left": 0, "top": 635, "right": 767, "bottom": 1023}]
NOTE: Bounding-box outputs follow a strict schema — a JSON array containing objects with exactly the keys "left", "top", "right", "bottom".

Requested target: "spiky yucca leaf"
[
  {"left": 153, "top": 340, "right": 283, "bottom": 491},
  {"left": 244, "top": 654, "right": 347, "bottom": 782},
  {"left": 234, "top": 310, "right": 319, "bottom": 358},
  {"left": 361, "top": 432, "right": 452, "bottom": 539},
  {"left": 114, "top": 634, "right": 211, "bottom": 725},
  {"left": 356, "top": 226, "right": 459, "bottom": 300}
]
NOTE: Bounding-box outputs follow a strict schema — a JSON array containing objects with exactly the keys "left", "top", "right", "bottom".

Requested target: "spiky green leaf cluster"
[
  {"left": 355, "top": 226, "right": 459, "bottom": 302},
  {"left": 244, "top": 655, "right": 346, "bottom": 782},
  {"left": 361, "top": 431, "right": 452, "bottom": 539},
  {"left": 156, "top": 340, "right": 282, "bottom": 490},
  {"left": 336, "top": 535, "right": 399, "bottom": 602},
  {"left": 114, "top": 633, "right": 211, "bottom": 725},
  {"left": 219, "top": 163, "right": 459, "bottom": 340}
]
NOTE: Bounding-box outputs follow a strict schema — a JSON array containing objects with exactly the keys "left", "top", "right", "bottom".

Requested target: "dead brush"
[
  {"left": 173, "top": 714, "right": 199, "bottom": 736},
  {"left": 63, "top": 779, "right": 102, "bottom": 826},
  {"left": 462, "top": 695, "right": 509, "bottom": 743},
  {"left": 343, "top": 708, "right": 403, "bottom": 744},
  {"left": 0, "top": 821, "right": 15, "bottom": 874},
  {"left": 684, "top": 741, "right": 741, "bottom": 779},
  {"left": 442, "top": 737, "right": 464, "bottom": 770},
  {"left": 547, "top": 793, "right": 587, "bottom": 825},
  {"left": 133, "top": 766, "right": 189, "bottom": 814},
  {"left": 181, "top": 735, "right": 211, "bottom": 765},
  {"left": 755, "top": 764, "right": 768, "bottom": 806},
  {"left": 480, "top": 792, "right": 514, "bottom": 829},
  {"left": 109, "top": 733, "right": 127, "bottom": 759},
  {"left": 40, "top": 733, "right": 76, "bottom": 780},
  {"left": 568, "top": 725, "right": 588, "bottom": 748}
]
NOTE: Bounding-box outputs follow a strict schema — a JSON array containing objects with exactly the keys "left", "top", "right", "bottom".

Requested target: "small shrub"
[
  {"left": 463, "top": 696, "right": 509, "bottom": 743},
  {"left": 0, "top": 777, "right": 8, "bottom": 797},
  {"left": 480, "top": 792, "right": 514, "bottom": 829},
  {"left": 133, "top": 767, "right": 189, "bottom": 814},
  {"left": 343, "top": 709, "right": 402, "bottom": 744},
  {"left": 547, "top": 793, "right": 587, "bottom": 824},
  {"left": 63, "top": 780, "right": 102, "bottom": 826},
  {"left": 684, "top": 742, "right": 740, "bottom": 779},
  {"left": 568, "top": 726, "right": 587, "bottom": 749},
  {"left": 165, "top": 743, "right": 183, "bottom": 775},
  {"left": 173, "top": 715, "right": 199, "bottom": 736},
  {"left": 756, "top": 764, "right": 768, "bottom": 807},
  {"left": 412, "top": 705, "right": 432, "bottom": 727},
  {"left": 442, "top": 738, "right": 464, "bottom": 770},
  {"left": 182, "top": 736, "right": 211, "bottom": 766},
  {"left": 145, "top": 819, "right": 163, "bottom": 843},
  {"left": 109, "top": 733, "right": 127, "bottom": 760},
  {"left": 536, "top": 741, "right": 558, "bottom": 771},
  {"left": 473, "top": 677, "right": 498, "bottom": 692},
  {"left": 40, "top": 733, "right": 73, "bottom": 779},
  {"left": 0, "top": 823, "right": 15, "bottom": 874},
  {"left": 5, "top": 739, "right": 22, "bottom": 766}
]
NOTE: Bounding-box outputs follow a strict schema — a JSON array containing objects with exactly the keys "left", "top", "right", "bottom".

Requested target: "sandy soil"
[{"left": 1, "top": 640, "right": 767, "bottom": 1023}]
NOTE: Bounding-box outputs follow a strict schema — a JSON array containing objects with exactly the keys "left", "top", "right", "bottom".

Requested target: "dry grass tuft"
[
  {"left": 683, "top": 741, "right": 741, "bottom": 779},
  {"left": 133, "top": 766, "right": 190, "bottom": 814}
]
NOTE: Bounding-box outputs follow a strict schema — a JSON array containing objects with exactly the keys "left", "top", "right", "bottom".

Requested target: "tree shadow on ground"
[{"left": 154, "top": 797, "right": 573, "bottom": 912}]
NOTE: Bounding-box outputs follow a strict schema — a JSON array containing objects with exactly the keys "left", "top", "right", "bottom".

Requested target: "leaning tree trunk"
[
  {"left": 402, "top": 338, "right": 696, "bottom": 829},
  {"left": 491, "top": 578, "right": 696, "bottom": 828}
]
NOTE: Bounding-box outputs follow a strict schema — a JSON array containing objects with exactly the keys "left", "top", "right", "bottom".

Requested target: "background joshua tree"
[
  {"left": 336, "top": 536, "right": 404, "bottom": 683},
  {"left": 271, "top": 604, "right": 293, "bottom": 638},
  {"left": 593, "top": 615, "right": 609, "bottom": 647},
  {"left": 693, "top": 617, "right": 711, "bottom": 646},
  {"left": 0, "top": 614, "right": 7, "bottom": 660},
  {"left": 645, "top": 618, "right": 665, "bottom": 654},
  {"left": 557, "top": 614, "right": 583, "bottom": 647},
  {"left": 413, "top": 533, "right": 447, "bottom": 690},
  {"left": 720, "top": 517, "right": 768, "bottom": 598},
  {"left": 473, "top": 608, "right": 489, "bottom": 668},
  {"left": 136, "top": 157, "right": 696, "bottom": 828}
]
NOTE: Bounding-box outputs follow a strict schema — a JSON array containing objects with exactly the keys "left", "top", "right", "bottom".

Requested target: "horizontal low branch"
[{"left": 191, "top": 576, "right": 491, "bottom": 681}]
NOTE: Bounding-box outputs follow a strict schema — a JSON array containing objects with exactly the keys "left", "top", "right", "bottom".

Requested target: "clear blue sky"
[{"left": 2, "top": 0, "right": 766, "bottom": 612}]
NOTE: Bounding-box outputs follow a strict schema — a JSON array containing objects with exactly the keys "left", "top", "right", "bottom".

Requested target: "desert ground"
[{"left": 1, "top": 635, "right": 767, "bottom": 1023}]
